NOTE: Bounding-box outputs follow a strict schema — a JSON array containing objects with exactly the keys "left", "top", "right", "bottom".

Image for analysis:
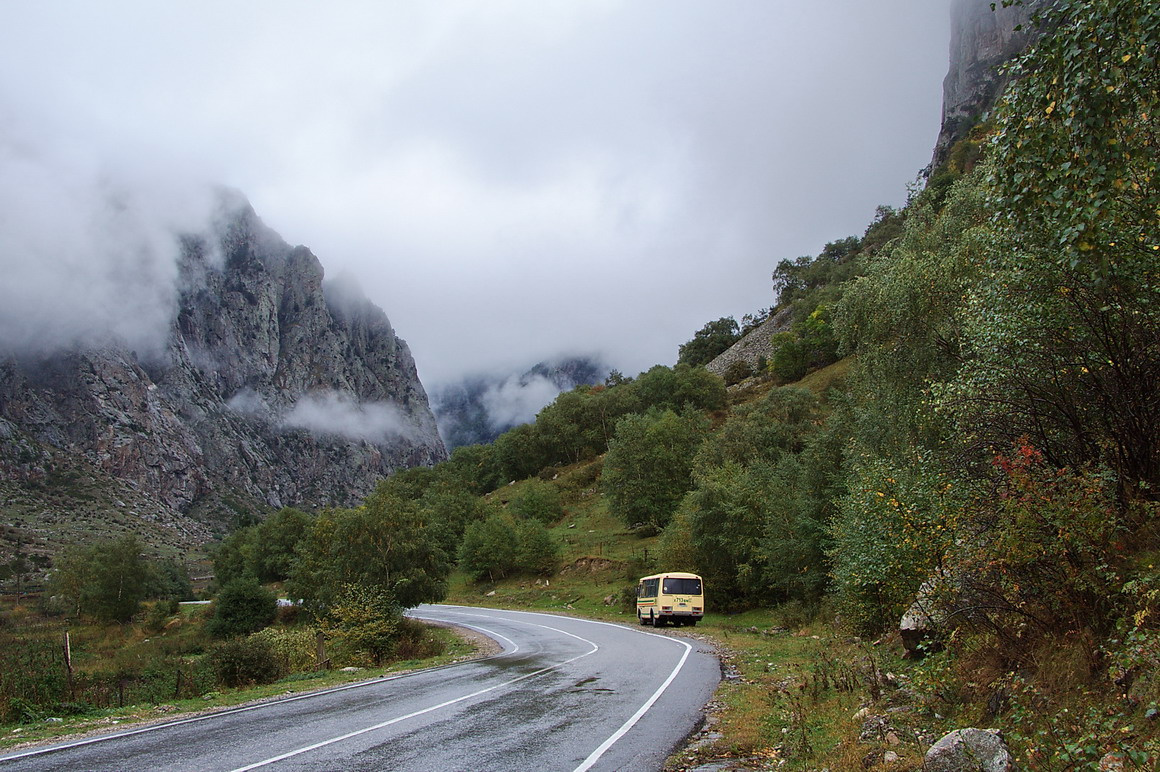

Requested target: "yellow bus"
[{"left": 636, "top": 572, "right": 704, "bottom": 627}]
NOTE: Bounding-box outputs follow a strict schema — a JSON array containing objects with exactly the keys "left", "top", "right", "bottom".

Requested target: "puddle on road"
[{"left": 569, "top": 676, "right": 615, "bottom": 694}]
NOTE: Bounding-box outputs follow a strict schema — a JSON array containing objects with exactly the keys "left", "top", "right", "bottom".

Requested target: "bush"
[
  {"left": 207, "top": 579, "right": 278, "bottom": 639},
  {"left": 248, "top": 626, "right": 318, "bottom": 674},
  {"left": 144, "top": 598, "right": 179, "bottom": 632},
  {"left": 320, "top": 584, "right": 402, "bottom": 666},
  {"left": 208, "top": 636, "right": 283, "bottom": 688},
  {"left": 0, "top": 635, "right": 68, "bottom": 723},
  {"left": 391, "top": 618, "right": 446, "bottom": 661},
  {"left": 828, "top": 453, "right": 963, "bottom": 635},
  {"left": 723, "top": 360, "right": 754, "bottom": 386},
  {"left": 514, "top": 519, "right": 558, "bottom": 575},
  {"left": 509, "top": 479, "right": 563, "bottom": 525},
  {"left": 951, "top": 444, "right": 1125, "bottom": 645}
]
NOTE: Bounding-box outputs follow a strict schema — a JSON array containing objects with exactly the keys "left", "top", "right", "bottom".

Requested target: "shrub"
[
  {"left": 951, "top": 443, "right": 1125, "bottom": 646},
  {"left": 249, "top": 626, "right": 318, "bottom": 674},
  {"left": 391, "top": 618, "right": 446, "bottom": 661},
  {"left": 320, "top": 584, "right": 402, "bottom": 666},
  {"left": 208, "top": 636, "right": 282, "bottom": 688},
  {"left": 509, "top": 479, "right": 563, "bottom": 525},
  {"left": 207, "top": 579, "right": 277, "bottom": 639},
  {"left": 828, "top": 453, "right": 965, "bottom": 635},
  {"left": 144, "top": 598, "right": 179, "bottom": 632},
  {"left": 723, "top": 360, "right": 754, "bottom": 386}
]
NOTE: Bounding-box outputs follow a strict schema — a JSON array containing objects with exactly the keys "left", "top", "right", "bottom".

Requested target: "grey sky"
[{"left": 0, "top": 1, "right": 953, "bottom": 386}]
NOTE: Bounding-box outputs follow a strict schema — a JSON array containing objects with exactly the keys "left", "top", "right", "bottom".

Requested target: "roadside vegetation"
[
  {"left": 0, "top": 593, "right": 472, "bottom": 751},
  {"left": 2, "top": 1, "right": 1157, "bottom": 768}
]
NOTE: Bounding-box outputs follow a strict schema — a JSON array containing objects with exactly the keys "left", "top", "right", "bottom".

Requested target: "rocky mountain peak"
[{"left": 0, "top": 194, "right": 446, "bottom": 546}]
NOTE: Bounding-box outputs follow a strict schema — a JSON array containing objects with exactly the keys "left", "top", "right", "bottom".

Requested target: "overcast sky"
[{"left": 0, "top": 1, "right": 953, "bottom": 387}]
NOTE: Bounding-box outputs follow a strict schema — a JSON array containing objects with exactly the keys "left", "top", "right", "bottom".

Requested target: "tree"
[
  {"left": 492, "top": 423, "right": 552, "bottom": 483},
  {"left": 207, "top": 578, "right": 277, "bottom": 638},
  {"left": 694, "top": 386, "right": 820, "bottom": 469},
  {"left": 211, "top": 526, "right": 258, "bottom": 587},
  {"left": 443, "top": 443, "right": 504, "bottom": 495},
  {"left": 943, "top": 0, "right": 1160, "bottom": 498},
  {"left": 287, "top": 486, "right": 452, "bottom": 616},
  {"left": 602, "top": 408, "right": 708, "bottom": 533},
  {"left": 146, "top": 559, "right": 194, "bottom": 601},
  {"left": 509, "top": 479, "right": 563, "bottom": 525},
  {"left": 771, "top": 236, "right": 862, "bottom": 310},
  {"left": 634, "top": 364, "right": 726, "bottom": 414},
  {"left": 50, "top": 536, "right": 151, "bottom": 623},
  {"left": 681, "top": 387, "right": 835, "bottom": 609},
  {"left": 416, "top": 482, "right": 494, "bottom": 558},
  {"left": 514, "top": 519, "right": 558, "bottom": 575},
  {"left": 251, "top": 508, "right": 313, "bottom": 583},
  {"left": 88, "top": 536, "right": 149, "bottom": 623},
  {"left": 458, "top": 514, "right": 519, "bottom": 581},
  {"left": 458, "top": 513, "right": 558, "bottom": 581},
  {"left": 678, "top": 317, "right": 740, "bottom": 367},
  {"left": 826, "top": 170, "right": 991, "bottom": 630}
]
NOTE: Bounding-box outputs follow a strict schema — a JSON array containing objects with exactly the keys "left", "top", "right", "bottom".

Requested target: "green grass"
[{"left": 0, "top": 607, "right": 479, "bottom": 751}]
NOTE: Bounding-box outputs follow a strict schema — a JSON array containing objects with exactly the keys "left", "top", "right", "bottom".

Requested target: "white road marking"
[
  {"left": 0, "top": 655, "right": 485, "bottom": 765},
  {"left": 430, "top": 606, "right": 699, "bottom": 772},
  {"left": 228, "top": 615, "right": 600, "bottom": 771},
  {"left": 2, "top": 606, "right": 700, "bottom": 772},
  {"left": 573, "top": 633, "right": 692, "bottom": 771}
]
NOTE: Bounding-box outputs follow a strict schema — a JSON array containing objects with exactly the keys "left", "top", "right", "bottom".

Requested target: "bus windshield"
[{"left": 662, "top": 577, "right": 702, "bottom": 595}]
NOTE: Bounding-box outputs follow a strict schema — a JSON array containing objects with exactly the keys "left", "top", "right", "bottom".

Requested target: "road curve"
[{"left": 0, "top": 606, "right": 720, "bottom": 772}]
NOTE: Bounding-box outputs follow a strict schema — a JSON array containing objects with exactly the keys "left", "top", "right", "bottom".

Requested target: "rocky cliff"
[
  {"left": 932, "top": 0, "right": 1048, "bottom": 167},
  {"left": 0, "top": 195, "right": 445, "bottom": 555}
]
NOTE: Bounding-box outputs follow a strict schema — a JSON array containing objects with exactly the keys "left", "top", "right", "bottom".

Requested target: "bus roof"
[{"left": 638, "top": 572, "right": 701, "bottom": 581}]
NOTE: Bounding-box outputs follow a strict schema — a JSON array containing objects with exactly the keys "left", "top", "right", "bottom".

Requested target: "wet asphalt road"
[{"left": 0, "top": 606, "right": 720, "bottom": 772}]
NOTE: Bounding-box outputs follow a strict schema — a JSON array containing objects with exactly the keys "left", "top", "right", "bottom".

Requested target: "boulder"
[
  {"left": 924, "top": 728, "right": 1012, "bottom": 772},
  {"left": 900, "top": 579, "right": 947, "bottom": 656}
]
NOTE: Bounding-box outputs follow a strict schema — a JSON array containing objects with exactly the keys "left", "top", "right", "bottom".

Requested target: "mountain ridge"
[{"left": 0, "top": 195, "right": 445, "bottom": 562}]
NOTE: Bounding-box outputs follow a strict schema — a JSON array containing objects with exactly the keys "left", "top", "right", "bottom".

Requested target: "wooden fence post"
[
  {"left": 63, "top": 630, "right": 74, "bottom": 701},
  {"left": 316, "top": 631, "right": 328, "bottom": 670}
]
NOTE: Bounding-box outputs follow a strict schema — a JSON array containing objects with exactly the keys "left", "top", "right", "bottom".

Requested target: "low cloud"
[
  {"left": 0, "top": 110, "right": 218, "bottom": 358},
  {"left": 281, "top": 391, "right": 413, "bottom": 444},
  {"left": 480, "top": 374, "right": 561, "bottom": 432},
  {"left": 1, "top": 2, "right": 953, "bottom": 386},
  {"left": 225, "top": 388, "right": 271, "bottom": 420}
]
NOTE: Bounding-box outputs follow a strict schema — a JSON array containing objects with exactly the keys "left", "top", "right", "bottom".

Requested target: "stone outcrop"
[
  {"left": 0, "top": 195, "right": 446, "bottom": 538},
  {"left": 932, "top": 0, "right": 1048, "bottom": 168},
  {"left": 924, "top": 728, "right": 1013, "bottom": 772},
  {"left": 704, "top": 308, "right": 792, "bottom": 381}
]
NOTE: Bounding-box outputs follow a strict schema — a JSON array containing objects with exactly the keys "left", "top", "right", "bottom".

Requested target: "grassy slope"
[{"left": 442, "top": 359, "right": 943, "bottom": 769}]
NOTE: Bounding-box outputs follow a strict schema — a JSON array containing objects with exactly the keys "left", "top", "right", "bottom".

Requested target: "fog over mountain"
[
  {"left": 433, "top": 356, "right": 610, "bottom": 449},
  {"left": 0, "top": 1, "right": 953, "bottom": 388},
  {"left": 0, "top": 192, "right": 446, "bottom": 543},
  {"left": 0, "top": 119, "right": 220, "bottom": 358}
]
